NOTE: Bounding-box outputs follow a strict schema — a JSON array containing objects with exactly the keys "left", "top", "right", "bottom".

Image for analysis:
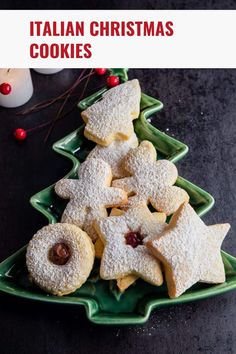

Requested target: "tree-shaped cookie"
[
  {"left": 112, "top": 140, "right": 189, "bottom": 215},
  {"left": 147, "top": 203, "right": 230, "bottom": 298},
  {"left": 81, "top": 79, "right": 141, "bottom": 146},
  {"left": 55, "top": 158, "right": 128, "bottom": 241}
]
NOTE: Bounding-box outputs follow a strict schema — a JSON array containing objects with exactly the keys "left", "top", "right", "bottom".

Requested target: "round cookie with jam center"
[{"left": 26, "top": 223, "right": 95, "bottom": 296}]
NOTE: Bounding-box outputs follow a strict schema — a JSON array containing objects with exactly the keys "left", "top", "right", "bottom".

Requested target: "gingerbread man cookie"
[
  {"left": 55, "top": 158, "right": 128, "bottom": 241},
  {"left": 87, "top": 132, "right": 138, "bottom": 179},
  {"left": 112, "top": 140, "right": 189, "bottom": 215},
  {"left": 94, "top": 204, "right": 166, "bottom": 286},
  {"left": 81, "top": 79, "right": 141, "bottom": 146},
  {"left": 26, "top": 223, "right": 95, "bottom": 296},
  {"left": 147, "top": 203, "right": 230, "bottom": 298}
]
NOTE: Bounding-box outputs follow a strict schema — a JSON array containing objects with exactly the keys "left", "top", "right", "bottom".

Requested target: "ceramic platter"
[{"left": 1, "top": 69, "right": 236, "bottom": 325}]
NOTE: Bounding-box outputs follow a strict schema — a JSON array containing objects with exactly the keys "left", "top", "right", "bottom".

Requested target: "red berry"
[
  {"left": 107, "top": 75, "right": 120, "bottom": 87},
  {"left": 125, "top": 231, "right": 143, "bottom": 248},
  {"left": 95, "top": 68, "right": 107, "bottom": 75},
  {"left": 0, "top": 82, "right": 12, "bottom": 95},
  {"left": 14, "top": 128, "right": 27, "bottom": 141}
]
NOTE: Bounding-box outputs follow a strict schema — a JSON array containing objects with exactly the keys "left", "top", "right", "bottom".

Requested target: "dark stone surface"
[
  {"left": 0, "top": 68, "right": 236, "bottom": 353},
  {"left": 1, "top": 0, "right": 236, "bottom": 9}
]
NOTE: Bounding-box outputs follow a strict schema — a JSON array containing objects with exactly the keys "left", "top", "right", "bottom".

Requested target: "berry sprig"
[
  {"left": 95, "top": 68, "right": 120, "bottom": 87},
  {"left": 18, "top": 69, "right": 93, "bottom": 116},
  {"left": 13, "top": 68, "right": 121, "bottom": 143}
]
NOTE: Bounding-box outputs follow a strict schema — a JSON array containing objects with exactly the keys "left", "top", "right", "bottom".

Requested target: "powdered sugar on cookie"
[
  {"left": 112, "top": 140, "right": 189, "bottom": 215},
  {"left": 81, "top": 79, "right": 141, "bottom": 146},
  {"left": 87, "top": 132, "right": 138, "bottom": 179},
  {"left": 55, "top": 158, "right": 128, "bottom": 241},
  {"left": 147, "top": 203, "right": 230, "bottom": 298},
  {"left": 94, "top": 204, "right": 166, "bottom": 286},
  {"left": 26, "top": 223, "right": 95, "bottom": 296}
]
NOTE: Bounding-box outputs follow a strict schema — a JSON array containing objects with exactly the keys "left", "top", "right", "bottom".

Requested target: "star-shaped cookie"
[
  {"left": 94, "top": 207, "right": 167, "bottom": 292},
  {"left": 81, "top": 79, "right": 141, "bottom": 146},
  {"left": 87, "top": 132, "right": 138, "bottom": 179},
  {"left": 112, "top": 140, "right": 189, "bottom": 215},
  {"left": 55, "top": 158, "right": 128, "bottom": 241},
  {"left": 94, "top": 204, "right": 166, "bottom": 286},
  {"left": 147, "top": 203, "right": 230, "bottom": 298}
]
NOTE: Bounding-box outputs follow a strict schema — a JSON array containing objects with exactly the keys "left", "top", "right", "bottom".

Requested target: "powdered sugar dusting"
[
  {"left": 94, "top": 205, "right": 166, "bottom": 285},
  {"left": 87, "top": 132, "right": 138, "bottom": 179},
  {"left": 149, "top": 203, "right": 230, "bottom": 297},
  {"left": 81, "top": 79, "right": 141, "bottom": 145},
  {"left": 26, "top": 223, "right": 94, "bottom": 296},
  {"left": 55, "top": 158, "right": 128, "bottom": 241},
  {"left": 112, "top": 140, "right": 189, "bottom": 215}
]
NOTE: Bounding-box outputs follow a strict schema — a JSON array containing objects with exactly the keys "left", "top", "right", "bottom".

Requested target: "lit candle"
[
  {"left": 0, "top": 69, "right": 33, "bottom": 108},
  {"left": 34, "top": 69, "right": 63, "bottom": 74}
]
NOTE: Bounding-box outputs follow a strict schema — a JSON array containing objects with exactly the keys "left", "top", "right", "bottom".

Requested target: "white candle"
[
  {"left": 0, "top": 69, "right": 33, "bottom": 108},
  {"left": 34, "top": 69, "right": 63, "bottom": 74}
]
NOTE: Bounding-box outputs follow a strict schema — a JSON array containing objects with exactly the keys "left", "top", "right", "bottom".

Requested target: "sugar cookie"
[
  {"left": 81, "top": 79, "right": 141, "bottom": 146},
  {"left": 94, "top": 207, "right": 166, "bottom": 291},
  {"left": 112, "top": 140, "right": 189, "bottom": 215},
  {"left": 94, "top": 208, "right": 167, "bottom": 259},
  {"left": 117, "top": 275, "right": 138, "bottom": 292},
  {"left": 26, "top": 223, "right": 95, "bottom": 296},
  {"left": 94, "top": 214, "right": 138, "bottom": 291},
  {"left": 117, "top": 210, "right": 166, "bottom": 292},
  {"left": 93, "top": 211, "right": 139, "bottom": 291},
  {"left": 55, "top": 158, "right": 128, "bottom": 241},
  {"left": 94, "top": 205, "right": 166, "bottom": 286},
  {"left": 94, "top": 208, "right": 124, "bottom": 258},
  {"left": 94, "top": 238, "right": 104, "bottom": 259},
  {"left": 87, "top": 132, "right": 138, "bottom": 179},
  {"left": 147, "top": 203, "right": 230, "bottom": 298}
]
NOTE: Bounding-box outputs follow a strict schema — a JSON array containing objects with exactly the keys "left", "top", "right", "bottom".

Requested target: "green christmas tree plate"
[{"left": 1, "top": 69, "right": 236, "bottom": 325}]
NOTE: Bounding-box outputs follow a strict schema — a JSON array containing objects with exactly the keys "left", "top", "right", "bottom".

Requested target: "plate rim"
[
  {"left": 1, "top": 69, "right": 233, "bottom": 325},
  {"left": 1, "top": 246, "right": 236, "bottom": 325}
]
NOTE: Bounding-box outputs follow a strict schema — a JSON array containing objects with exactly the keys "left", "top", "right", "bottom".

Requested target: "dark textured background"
[
  {"left": 0, "top": 0, "right": 236, "bottom": 9},
  {"left": 1, "top": 1, "right": 236, "bottom": 353},
  {"left": 0, "top": 68, "right": 236, "bottom": 354}
]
